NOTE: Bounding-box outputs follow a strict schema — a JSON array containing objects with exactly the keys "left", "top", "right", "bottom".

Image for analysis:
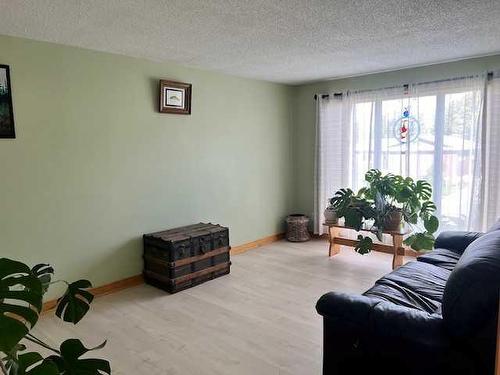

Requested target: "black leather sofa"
[{"left": 316, "top": 222, "right": 500, "bottom": 375}]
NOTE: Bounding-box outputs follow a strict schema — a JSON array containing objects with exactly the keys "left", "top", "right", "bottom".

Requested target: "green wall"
[
  {"left": 4, "top": 33, "right": 500, "bottom": 299},
  {"left": 292, "top": 55, "right": 500, "bottom": 218},
  {"left": 0, "top": 35, "right": 293, "bottom": 298}
]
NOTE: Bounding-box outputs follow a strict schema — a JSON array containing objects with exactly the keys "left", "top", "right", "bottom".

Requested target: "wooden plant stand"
[{"left": 323, "top": 223, "right": 417, "bottom": 269}]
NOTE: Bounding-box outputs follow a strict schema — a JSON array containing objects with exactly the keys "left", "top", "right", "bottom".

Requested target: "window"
[
  {"left": 314, "top": 75, "right": 489, "bottom": 234},
  {"left": 350, "top": 87, "right": 482, "bottom": 231}
]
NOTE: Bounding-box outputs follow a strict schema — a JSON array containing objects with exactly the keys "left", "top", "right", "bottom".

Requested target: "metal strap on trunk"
[{"left": 143, "top": 246, "right": 230, "bottom": 268}]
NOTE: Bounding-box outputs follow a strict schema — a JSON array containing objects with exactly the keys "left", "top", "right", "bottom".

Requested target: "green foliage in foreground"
[{"left": 0, "top": 258, "right": 110, "bottom": 374}]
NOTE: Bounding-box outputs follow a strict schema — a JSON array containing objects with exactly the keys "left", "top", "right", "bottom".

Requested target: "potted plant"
[
  {"left": 324, "top": 203, "right": 338, "bottom": 224},
  {"left": 329, "top": 169, "right": 439, "bottom": 254},
  {"left": 0, "top": 258, "right": 110, "bottom": 374}
]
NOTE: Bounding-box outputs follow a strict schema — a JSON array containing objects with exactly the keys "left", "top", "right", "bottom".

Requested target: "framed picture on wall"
[
  {"left": 0, "top": 65, "right": 15, "bottom": 138},
  {"left": 159, "top": 80, "right": 192, "bottom": 115}
]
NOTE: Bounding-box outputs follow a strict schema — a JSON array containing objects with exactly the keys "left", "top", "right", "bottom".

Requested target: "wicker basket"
[{"left": 286, "top": 214, "right": 311, "bottom": 242}]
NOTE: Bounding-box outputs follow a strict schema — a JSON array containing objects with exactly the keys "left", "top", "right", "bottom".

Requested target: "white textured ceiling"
[{"left": 0, "top": 0, "right": 500, "bottom": 84}]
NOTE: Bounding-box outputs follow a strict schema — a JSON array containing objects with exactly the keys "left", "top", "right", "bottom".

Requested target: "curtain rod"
[{"left": 314, "top": 71, "right": 494, "bottom": 100}]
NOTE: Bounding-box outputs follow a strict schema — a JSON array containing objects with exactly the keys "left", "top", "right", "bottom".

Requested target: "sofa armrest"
[
  {"left": 317, "top": 292, "right": 379, "bottom": 373},
  {"left": 316, "top": 292, "right": 377, "bottom": 328},
  {"left": 317, "top": 293, "right": 447, "bottom": 344},
  {"left": 372, "top": 301, "right": 449, "bottom": 349},
  {"left": 434, "top": 231, "right": 483, "bottom": 255}
]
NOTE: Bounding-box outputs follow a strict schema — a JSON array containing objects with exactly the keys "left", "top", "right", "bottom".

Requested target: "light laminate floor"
[{"left": 35, "top": 239, "right": 394, "bottom": 375}]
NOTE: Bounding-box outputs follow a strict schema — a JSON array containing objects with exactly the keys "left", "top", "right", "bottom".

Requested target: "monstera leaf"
[
  {"left": 0, "top": 259, "right": 43, "bottom": 353},
  {"left": 31, "top": 264, "right": 54, "bottom": 295},
  {"left": 354, "top": 235, "right": 373, "bottom": 255},
  {"left": 47, "top": 339, "right": 110, "bottom": 375},
  {"left": 420, "top": 201, "right": 437, "bottom": 218},
  {"left": 344, "top": 209, "right": 364, "bottom": 231},
  {"left": 6, "top": 352, "right": 58, "bottom": 375},
  {"left": 415, "top": 180, "right": 432, "bottom": 200},
  {"left": 364, "top": 169, "right": 381, "bottom": 182},
  {"left": 404, "top": 232, "right": 435, "bottom": 251},
  {"left": 329, "top": 188, "right": 354, "bottom": 216},
  {"left": 395, "top": 185, "right": 413, "bottom": 203},
  {"left": 424, "top": 215, "right": 439, "bottom": 234},
  {"left": 56, "top": 280, "right": 94, "bottom": 324}
]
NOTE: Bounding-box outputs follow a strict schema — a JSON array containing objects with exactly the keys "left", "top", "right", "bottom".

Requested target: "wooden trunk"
[{"left": 143, "top": 223, "right": 230, "bottom": 293}]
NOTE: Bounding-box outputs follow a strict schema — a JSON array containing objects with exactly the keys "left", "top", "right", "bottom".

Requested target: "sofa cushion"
[
  {"left": 364, "top": 261, "right": 450, "bottom": 314},
  {"left": 417, "top": 248, "right": 461, "bottom": 271},
  {"left": 442, "top": 229, "right": 500, "bottom": 338},
  {"left": 364, "top": 281, "right": 441, "bottom": 313},
  {"left": 433, "top": 231, "right": 483, "bottom": 255}
]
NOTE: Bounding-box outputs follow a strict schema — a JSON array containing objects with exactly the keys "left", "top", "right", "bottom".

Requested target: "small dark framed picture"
[
  {"left": 0, "top": 64, "right": 15, "bottom": 138},
  {"left": 159, "top": 80, "right": 192, "bottom": 115}
]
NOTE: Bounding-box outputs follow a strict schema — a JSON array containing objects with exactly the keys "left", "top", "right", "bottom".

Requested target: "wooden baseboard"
[
  {"left": 230, "top": 233, "right": 285, "bottom": 255},
  {"left": 42, "top": 274, "right": 144, "bottom": 313},
  {"left": 42, "top": 233, "right": 285, "bottom": 313}
]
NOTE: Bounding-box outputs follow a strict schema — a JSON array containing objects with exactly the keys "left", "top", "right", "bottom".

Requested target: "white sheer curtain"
[
  {"left": 314, "top": 95, "right": 351, "bottom": 233},
  {"left": 476, "top": 72, "right": 500, "bottom": 230},
  {"left": 314, "top": 74, "right": 491, "bottom": 234}
]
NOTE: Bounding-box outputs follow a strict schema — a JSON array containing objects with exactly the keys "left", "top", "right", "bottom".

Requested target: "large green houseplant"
[
  {"left": 0, "top": 258, "right": 110, "bottom": 375},
  {"left": 330, "top": 169, "right": 439, "bottom": 254}
]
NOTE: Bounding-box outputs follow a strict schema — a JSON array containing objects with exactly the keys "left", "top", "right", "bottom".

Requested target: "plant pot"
[
  {"left": 324, "top": 207, "right": 338, "bottom": 224},
  {"left": 385, "top": 211, "right": 403, "bottom": 231}
]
